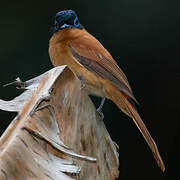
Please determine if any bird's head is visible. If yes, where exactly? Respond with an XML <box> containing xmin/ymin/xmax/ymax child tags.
<box><xmin>53</xmin><ymin>10</ymin><xmax>83</xmax><ymax>33</ymax></box>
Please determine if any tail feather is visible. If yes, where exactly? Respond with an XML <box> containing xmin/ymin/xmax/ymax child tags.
<box><xmin>107</xmin><ymin>87</ymin><xmax>165</xmax><ymax>171</ymax></box>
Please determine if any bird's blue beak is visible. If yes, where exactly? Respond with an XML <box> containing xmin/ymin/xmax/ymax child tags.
<box><xmin>60</xmin><ymin>24</ymin><xmax>73</xmax><ymax>29</ymax></box>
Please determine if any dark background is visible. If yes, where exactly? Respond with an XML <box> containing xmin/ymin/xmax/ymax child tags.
<box><xmin>0</xmin><ymin>0</ymin><xmax>179</xmax><ymax>179</ymax></box>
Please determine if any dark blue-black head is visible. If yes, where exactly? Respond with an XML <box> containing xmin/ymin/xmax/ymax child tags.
<box><xmin>53</xmin><ymin>10</ymin><xmax>83</xmax><ymax>33</ymax></box>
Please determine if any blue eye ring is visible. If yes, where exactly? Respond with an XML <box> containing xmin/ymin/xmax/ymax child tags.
<box><xmin>74</xmin><ymin>16</ymin><xmax>80</xmax><ymax>28</ymax></box>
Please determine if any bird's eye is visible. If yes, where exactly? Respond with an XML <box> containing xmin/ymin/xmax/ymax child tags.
<box><xmin>74</xmin><ymin>17</ymin><xmax>80</xmax><ymax>28</ymax></box>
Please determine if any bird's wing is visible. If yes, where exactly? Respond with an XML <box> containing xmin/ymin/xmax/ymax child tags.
<box><xmin>68</xmin><ymin>35</ymin><xmax>137</xmax><ymax>103</ymax></box>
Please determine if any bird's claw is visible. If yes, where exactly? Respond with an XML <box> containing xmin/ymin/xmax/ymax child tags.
<box><xmin>96</xmin><ymin>97</ymin><xmax>106</xmax><ymax>119</ymax></box>
<box><xmin>77</xmin><ymin>76</ymin><xmax>85</xmax><ymax>89</ymax></box>
<box><xmin>96</xmin><ymin>107</ymin><xmax>104</xmax><ymax>119</ymax></box>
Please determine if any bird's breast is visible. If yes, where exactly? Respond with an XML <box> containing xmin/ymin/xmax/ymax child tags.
<box><xmin>49</xmin><ymin>41</ymin><xmax>106</xmax><ymax>97</ymax></box>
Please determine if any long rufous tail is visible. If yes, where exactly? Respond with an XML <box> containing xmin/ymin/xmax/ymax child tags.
<box><xmin>106</xmin><ymin>85</ymin><xmax>165</xmax><ymax>171</ymax></box>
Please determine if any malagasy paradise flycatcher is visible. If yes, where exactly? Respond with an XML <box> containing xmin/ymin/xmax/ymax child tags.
<box><xmin>49</xmin><ymin>10</ymin><xmax>165</xmax><ymax>171</ymax></box>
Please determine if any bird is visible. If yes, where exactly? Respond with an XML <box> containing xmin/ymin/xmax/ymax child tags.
<box><xmin>49</xmin><ymin>10</ymin><xmax>165</xmax><ymax>171</ymax></box>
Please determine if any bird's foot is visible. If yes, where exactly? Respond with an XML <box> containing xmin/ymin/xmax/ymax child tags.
<box><xmin>96</xmin><ymin>97</ymin><xmax>106</xmax><ymax>119</ymax></box>
<box><xmin>77</xmin><ymin>75</ymin><xmax>85</xmax><ymax>89</ymax></box>
<box><xmin>97</xmin><ymin>107</ymin><xmax>104</xmax><ymax>119</ymax></box>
